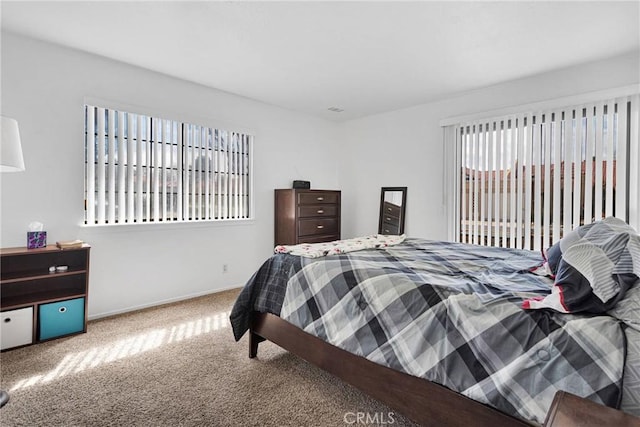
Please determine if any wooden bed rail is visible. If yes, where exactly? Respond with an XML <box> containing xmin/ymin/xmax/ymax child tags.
<box><xmin>250</xmin><ymin>312</ymin><xmax>533</xmax><ymax>427</ymax></box>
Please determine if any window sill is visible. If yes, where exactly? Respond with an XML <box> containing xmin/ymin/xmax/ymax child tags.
<box><xmin>79</xmin><ymin>218</ymin><xmax>256</xmax><ymax>234</ymax></box>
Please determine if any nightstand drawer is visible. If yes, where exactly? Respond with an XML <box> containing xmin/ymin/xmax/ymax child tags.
<box><xmin>299</xmin><ymin>218</ymin><xmax>339</xmax><ymax>237</ymax></box>
<box><xmin>1</xmin><ymin>307</ymin><xmax>33</xmax><ymax>350</ymax></box>
<box><xmin>38</xmin><ymin>298</ymin><xmax>85</xmax><ymax>340</ymax></box>
<box><xmin>298</xmin><ymin>205</ymin><xmax>338</xmax><ymax>218</ymax></box>
<box><xmin>298</xmin><ymin>192</ymin><xmax>339</xmax><ymax>205</ymax></box>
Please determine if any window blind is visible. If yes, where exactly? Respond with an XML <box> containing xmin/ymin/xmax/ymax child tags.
<box><xmin>448</xmin><ymin>94</ymin><xmax>639</xmax><ymax>251</ymax></box>
<box><xmin>84</xmin><ymin>105</ymin><xmax>252</xmax><ymax>225</ymax></box>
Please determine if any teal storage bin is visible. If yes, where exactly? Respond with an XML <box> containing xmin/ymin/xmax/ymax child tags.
<box><xmin>38</xmin><ymin>298</ymin><xmax>85</xmax><ymax>340</ymax></box>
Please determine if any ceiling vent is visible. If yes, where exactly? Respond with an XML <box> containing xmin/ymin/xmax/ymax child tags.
<box><xmin>327</xmin><ymin>107</ymin><xmax>344</xmax><ymax>113</ymax></box>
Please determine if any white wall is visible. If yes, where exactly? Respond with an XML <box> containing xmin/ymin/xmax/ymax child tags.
<box><xmin>339</xmin><ymin>51</ymin><xmax>640</xmax><ymax>240</ymax></box>
<box><xmin>3</xmin><ymin>32</ymin><xmax>638</xmax><ymax>319</ymax></box>
<box><xmin>0</xmin><ymin>32</ymin><xmax>341</xmax><ymax>318</ymax></box>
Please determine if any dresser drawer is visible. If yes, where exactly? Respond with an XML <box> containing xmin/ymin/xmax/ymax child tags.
<box><xmin>381</xmin><ymin>213</ymin><xmax>401</xmax><ymax>226</ymax></box>
<box><xmin>298</xmin><ymin>205</ymin><xmax>338</xmax><ymax>218</ymax></box>
<box><xmin>382</xmin><ymin>201</ymin><xmax>401</xmax><ymax>218</ymax></box>
<box><xmin>298</xmin><ymin>192</ymin><xmax>339</xmax><ymax>205</ymax></box>
<box><xmin>380</xmin><ymin>222</ymin><xmax>400</xmax><ymax>235</ymax></box>
<box><xmin>299</xmin><ymin>218</ymin><xmax>339</xmax><ymax>237</ymax></box>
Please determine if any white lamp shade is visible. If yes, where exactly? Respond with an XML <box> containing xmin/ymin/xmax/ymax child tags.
<box><xmin>1</xmin><ymin>116</ymin><xmax>26</xmax><ymax>172</ymax></box>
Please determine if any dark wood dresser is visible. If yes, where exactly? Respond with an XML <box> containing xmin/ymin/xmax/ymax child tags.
<box><xmin>274</xmin><ymin>189</ymin><xmax>341</xmax><ymax>246</ymax></box>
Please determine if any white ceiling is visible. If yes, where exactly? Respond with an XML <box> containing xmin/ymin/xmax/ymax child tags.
<box><xmin>2</xmin><ymin>1</ymin><xmax>639</xmax><ymax>121</ymax></box>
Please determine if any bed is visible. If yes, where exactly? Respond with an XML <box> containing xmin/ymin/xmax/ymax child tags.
<box><xmin>230</xmin><ymin>220</ymin><xmax>640</xmax><ymax>426</ymax></box>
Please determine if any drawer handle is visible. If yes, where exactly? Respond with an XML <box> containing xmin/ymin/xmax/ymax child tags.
<box><xmin>317</xmin><ymin>197</ymin><xmax>324</xmax><ymax>201</ymax></box>
<box><xmin>59</xmin><ymin>307</ymin><xmax>67</xmax><ymax>313</ymax></box>
<box><xmin>316</xmin><ymin>225</ymin><xmax>324</xmax><ymax>229</ymax></box>
<box><xmin>4</xmin><ymin>318</ymin><xmax>10</xmax><ymax>323</ymax></box>
<box><xmin>384</xmin><ymin>229</ymin><xmax>390</xmax><ymax>233</ymax></box>
<box><xmin>387</xmin><ymin>207</ymin><xmax>392</xmax><ymax>211</ymax></box>
<box><xmin>317</xmin><ymin>210</ymin><xmax>324</xmax><ymax>214</ymax></box>
<box><xmin>386</xmin><ymin>217</ymin><xmax>392</xmax><ymax>221</ymax></box>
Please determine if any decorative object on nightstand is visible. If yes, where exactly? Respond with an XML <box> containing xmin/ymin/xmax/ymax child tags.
<box><xmin>0</xmin><ymin>115</ymin><xmax>26</xmax><ymax>408</ymax></box>
<box><xmin>274</xmin><ymin>189</ymin><xmax>341</xmax><ymax>246</ymax></box>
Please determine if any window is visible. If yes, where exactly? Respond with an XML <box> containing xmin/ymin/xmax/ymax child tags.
<box><xmin>443</xmin><ymin>93</ymin><xmax>639</xmax><ymax>251</ymax></box>
<box><xmin>84</xmin><ymin>105</ymin><xmax>252</xmax><ymax>225</ymax></box>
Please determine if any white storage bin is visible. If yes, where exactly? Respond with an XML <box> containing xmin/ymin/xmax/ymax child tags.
<box><xmin>1</xmin><ymin>307</ymin><xmax>33</xmax><ymax>350</ymax></box>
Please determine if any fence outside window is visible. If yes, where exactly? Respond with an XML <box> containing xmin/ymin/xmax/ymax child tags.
<box><xmin>84</xmin><ymin>105</ymin><xmax>252</xmax><ymax>225</ymax></box>
<box><xmin>443</xmin><ymin>93</ymin><xmax>639</xmax><ymax>251</ymax></box>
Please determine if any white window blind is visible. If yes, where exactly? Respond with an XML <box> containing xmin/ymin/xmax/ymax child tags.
<box><xmin>84</xmin><ymin>105</ymin><xmax>252</xmax><ymax>225</ymax></box>
<box><xmin>445</xmin><ymin>94</ymin><xmax>639</xmax><ymax>251</ymax></box>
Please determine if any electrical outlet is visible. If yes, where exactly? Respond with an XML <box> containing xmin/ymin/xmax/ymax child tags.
<box><xmin>222</xmin><ymin>264</ymin><xmax>228</xmax><ymax>273</ymax></box>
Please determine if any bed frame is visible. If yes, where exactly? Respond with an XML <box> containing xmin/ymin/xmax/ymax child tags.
<box><xmin>249</xmin><ymin>312</ymin><xmax>533</xmax><ymax>427</ymax></box>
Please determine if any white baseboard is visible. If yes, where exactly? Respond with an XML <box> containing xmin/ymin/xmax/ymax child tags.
<box><xmin>87</xmin><ymin>284</ymin><xmax>243</xmax><ymax>321</ymax></box>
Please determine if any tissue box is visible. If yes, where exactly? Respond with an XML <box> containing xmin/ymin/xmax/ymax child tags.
<box><xmin>27</xmin><ymin>231</ymin><xmax>47</xmax><ymax>249</ymax></box>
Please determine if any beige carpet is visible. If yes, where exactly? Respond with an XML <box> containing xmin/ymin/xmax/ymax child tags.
<box><xmin>0</xmin><ymin>289</ymin><xmax>419</xmax><ymax>426</ymax></box>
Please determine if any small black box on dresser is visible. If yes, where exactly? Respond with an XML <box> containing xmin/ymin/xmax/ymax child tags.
<box><xmin>292</xmin><ymin>180</ymin><xmax>311</xmax><ymax>189</ymax></box>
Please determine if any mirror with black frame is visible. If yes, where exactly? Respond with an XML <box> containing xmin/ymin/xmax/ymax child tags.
<box><xmin>378</xmin><ymin>187</ymin><xmax>407</xmax><ymax>235</ymax></box>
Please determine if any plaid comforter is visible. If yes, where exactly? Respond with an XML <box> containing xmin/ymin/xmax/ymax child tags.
<box><xmin>231</xmin><ymin>239</ymin><xmax>626</xmax><ymax>424</ymax></box>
